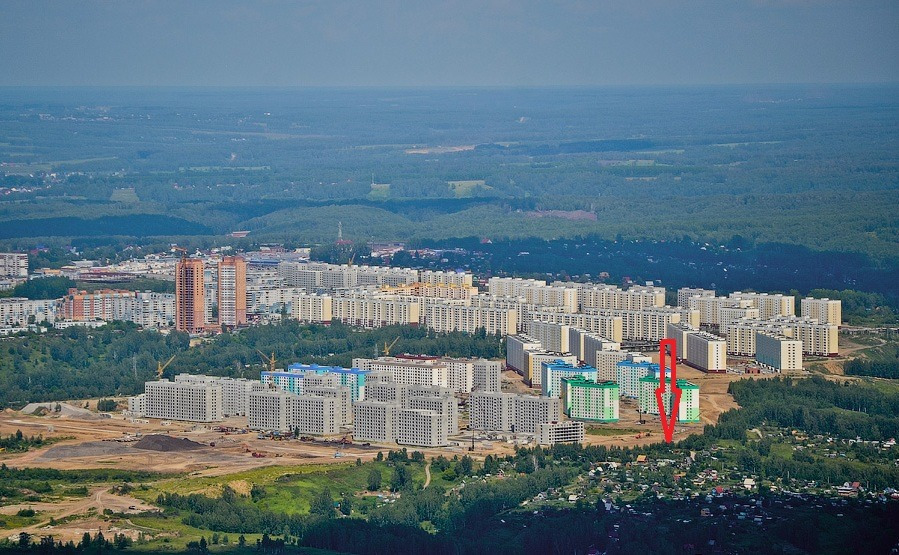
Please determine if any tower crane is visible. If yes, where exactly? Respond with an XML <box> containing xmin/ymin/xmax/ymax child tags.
<box><xmin>257</xmin><ymin>350</ymin><xmax>277</xmax><ymax>373</ymax></box>
<box><xmin>382</xmin><ymin>336</ymin><xmax>400</xmax><ymax>357</ymax></box>
<box><xmin>156</xmin><ymin>355</ymin><xmax>176</xmax><ymax>379</ymax></box>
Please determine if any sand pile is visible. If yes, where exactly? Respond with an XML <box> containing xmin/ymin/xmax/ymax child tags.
<box><xmin>133</xmin><ymin>435</ymin><xmax>204</xmax><ymax>452</ymax></box>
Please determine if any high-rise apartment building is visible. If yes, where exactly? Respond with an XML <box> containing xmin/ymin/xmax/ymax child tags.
<box><xmin>218</xmin><ymin>256</ymin><xmax>247</xmax><ymax>327</ymax></box>
<box><xmin>175</xmin><ymin>258</ymin><xmax>205</xmax><ymax>333</ymax></box>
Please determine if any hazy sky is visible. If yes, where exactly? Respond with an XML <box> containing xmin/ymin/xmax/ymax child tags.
<box><xmin>1</xmin><ymin>0</ymin><xmax>897</xmax><ymax>87</ymax></box>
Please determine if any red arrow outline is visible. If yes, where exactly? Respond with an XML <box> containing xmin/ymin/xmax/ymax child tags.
<box><xmin>656</xmin><ymin>338</ymin><xmax>681</xmax><ymax>443</ymax></box>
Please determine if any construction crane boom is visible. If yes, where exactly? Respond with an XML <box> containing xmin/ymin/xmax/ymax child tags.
<box><xmin>156</xmin><ymin>355</ymin><xmax>176</xmax><ymax>379</ymax></box>
<box><xmin>383</xmin><ymin>336</ymin><xmax>400</xmax><ymax>356</ymax></box>
<box><xmin>256</xmin><ymin>350</ymin><xmax>277</xmax><ymax>373</ymax></box>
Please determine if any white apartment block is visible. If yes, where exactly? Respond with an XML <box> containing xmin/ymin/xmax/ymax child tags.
<box><xmin>616</xmin><ymin>362</ymin><xmax>656</xmax><ymax>399</ymax></box>
<box><xmin>126</xmin><ymin>292</ymin><xmax>176</xmax><ymax>327</ymax></box>
<box><xmin>487</xmin><ymin>277</ymin><xmax>546</xmax><ymax>297</ymax></box>
<box><xmin>248</xmin><ymin>390</ymin><xmax>289</xmax><ymax>431</ymax></box>
<box><xmin>524</xmin><ymin>352</ymin><xmax>577</xmax><ymax>388</ymax></box>
<box><xmin>473</xmin><ymin>359</ymin><xmax>502</xmax><ymax>393</ymax></box>
<box><xmin>565</xmin><ymin>284</ymin><xmax>665</xmax><ymax>312</ymax></box>
<box><xmin>587</xmin><ymin>307</ymin><xmax>697</xmax><ymax>342</ymax></box>
<box><xmin>219</xmin><ymin>377</ymin><xmax>267</xmax><ymax>417</ymax></box>
<box><xmin>0</xmin><ymin>298</ymin><xmax>56</xmax><ymax>326</ymax></box>
<box><xmin>506</xmin><ymin>334</ymin><xmax>542</xmax><ymax>373</ymax></box>
<box><xmin>528</xmin><ymin>311</ymin><xmax>623</xmax><ymax>343</ymax></box>
<box><xmin>419</xmin><ymin>270</ymin><xmax>474</xmax><ymax>288</ymax></box>
<box><xmin>526</xmin><ymin>321</ymin><xmax>570</xmax><ymax>353</ymax></box>
<box><xmin>365</xmin><ymin>381</ymin><xmax>409</xmax><ymax>405</ymax></box>
<box><xmin>352</xmin><ymin>400</ymin><xmax>398</xmax><ymax>443</ymax></box>
<box><xmin>289</xmin><ymin>394</ymin><xmax>340</xmax><ymax>436</ymax></box>
<box><xmin>729</xmin><ymin>292</ymin><xmax>795</xmax><ymax>320</ymax></box>
<box><xmin>468</xmin><ymin>392</ymin><xmax>516</xmax><ymax>432</ymax></box>
<box><xmin>305</xmin><ymin>385</ymin><xmax>353</xmax><ymax>426</ymax></box>
<box><xmin>424</xmin><ymin>303</ymin><xmax>517</xmax><ymax>336</ymax></box>
<box><xmin>725</xmin><ymin>317</ymin><xmax>838</xmax><ymax>357</ymax></box>
<box><xmin>397</xmin><ymin>409</ymin><xmax>446</xmax><ymax>447</ymax></box>
<box><xmin>144</xmin><ymin>376</ymin><xmax>223</xmax><ymax>422</ymax></box>
<box><xmin>353</xmin><ymin>358</ymin><xmax>448</xmax><ymax>388</ymax></box>
<box><xmin>755</xmin><ymin>331</ymin><xmax>803</xmax><ymax>371</ymax></box>
<box><xmin>128</xmin><ymin>394</ymin><xmax>145</xmax><ymax>416</ymax></box>
<box><xmin>569</xmin><ymin>328</ymin><xmax>619</xmax><ymax>366</ymax></box>
<box><xmin>442</xmin><ymin>359</ymin><xmax>474</xmax><ymax>393</ymax></box>
<box><xmin>279</xmin><ymin>262</ymin><xmax>418</xmax><ymax>292</ymax></box>
<box><xmin>801</xmin><ymin>297</ymin><xmax>842</xmax><ymax>326</ymax></box>
<box><xmin>0</xmin><ymin>253</ymin><xmax>28</xmax><ymax>278</ymax></box>
<box><xmin>409</xmin><ymin>395</ymin><xmax>458</xmax><ymax>438</ymax></box>
<box><xmin>718</xmin><ymin>304</ymin><xmax>761</xmax><ymax>328</ymax></box>
<box><xmin>514</xmin><ymin>395</ymin><xmax>561</xmax><ymax>434</ymax></box>
<box><xmin>677</xmin><ymin>287</ymin><xmax>715</xmax><ymax>309</ymax></box>
<box><xmin>686</xmin><ymin>331</ymin><xmax>727</xmax><ymax>372</ymax></box>
<box><xmin>666</xmin><ymin>321</ymin><xmax>694</xmax><ymax>359</ymax></box>
<box><xmin>332</xmin><ymin>295</ymin><xmax>421</xmax><ymax>328</ymax></box>
<box><xmin>537</xmin><ymin>420</ymin><xmax>584</xmax><ymax>446</ymax></box>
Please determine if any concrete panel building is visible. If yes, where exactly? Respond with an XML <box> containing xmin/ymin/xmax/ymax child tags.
<box><xmin>397</xmin><ymin>409</ymin><xmax>446</xmax><ymax>447</ymax></box>
<box><xmin>561</xmin><ymin>377</ymin><xmax>619</xmax><ymax>422</ymax></box>
<box><xmin>537</xmin><ymin>421</ymin><xmax>585</xmax><ymax>446</ymax></box>
<box><xmin>353</xmin><ymin>400</ymin><xmax>398</xmax><ymax>443</ymax></box>
<box><xmin>540</xmin><ymin>360</ymin><xmax>598</xmax><ymax>398</ymax></box>
<box><xmin>801</xmin><ymin>297</ymin><xmax>842</xmax><ymax>326</ymax></box>
<box><xmin>638</xmin><ymin>377</ymin><xmax>700</xmax><ymax>423</ymax></box>
<box><xmin>468</xmin><ymin>392</ymin><xmax>516</xmax><ymax>432</ymax></box>
<box><xmin>506</xmin><ymin>334</ymin><xmax>542</xmax><ymax>374</ymax></box>
<box><xmin>144</xmin><ymin>374</ymin><xmax>223</xmax><ymax>422</ymax></box>
<box><xmin>218</xmin><ymin>256</ymin><xmax>247</xmax><ymax>327</ymax></box>
<box><xmin>473</xmin><ymin>359</ymin><xmax>502</xmax><ymax>393</ymax></box>
<box><xmin>686</xmin><ymin>331</ymin><xmax>727</xmax><ymax>373</ymax></box>
<box><xmin>755</xmin><ymin>331</ymin><xmax>803</xmax><ymax>371</ymax></box>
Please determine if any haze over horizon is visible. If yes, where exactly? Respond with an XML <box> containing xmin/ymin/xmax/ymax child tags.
<box><xmin>1</xmin><ymin>0</ymin><xmax>897</xmax><ymax>88</ymax></box>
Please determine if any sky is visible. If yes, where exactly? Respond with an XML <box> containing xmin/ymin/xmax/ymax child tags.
<box><xmin>0</xmin><ymin>0</ymin><xmax>897</xmax><ymax>87</ymax></box>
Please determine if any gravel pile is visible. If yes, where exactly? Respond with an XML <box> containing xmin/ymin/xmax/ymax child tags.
<box><xmin>133</xmin><ymin>435</ymin><xmax>204</xmax><ymax>452</ymax></box>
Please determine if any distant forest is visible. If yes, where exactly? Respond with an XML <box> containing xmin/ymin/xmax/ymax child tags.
<box><xmin>0</xmin><ymin>86</ymin><xmax>896</xmax><ymax>277</ymax></box>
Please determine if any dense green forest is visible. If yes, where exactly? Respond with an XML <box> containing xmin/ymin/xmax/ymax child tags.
<box><xmin>1</xmin><ymin>86</ymin><xmax>897</xmax><ymax>273</ymax></box>
<box><xmin>845</xmin><ymin>342</ymin><xmax>899</xmax><ymax>379</ymax></box>
<box><xmin>0</xmin><ymin>321</ymin><xmax>504</xmax><ymax>407</ymax></box>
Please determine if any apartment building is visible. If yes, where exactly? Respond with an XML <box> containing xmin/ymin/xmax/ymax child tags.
<box><xmin>564</xmin><ymin>283</ymin><xmax>665</xmax><ymax>312</ymax></box>
<box><xmin>217</xmin><ymin>256</ymin><xmax>247</xmax><ymax>327</ymax></box>
<box><xmin>540</xmin><ymin>360</ymin><xmax>598</xmax><ymax>398</ymax></box>
<box><xmin>569</xmin><ymin>328</ymin><xmax>619</xmax><ymax>367</ymax></box>
<box><xmin>144</xmin><ymin>375</ymin><xmax>223</xmax><ymax>422</ymax></box>
<box><xmin>729</xmin><ymin>292</ymin><xmax>795</xmax><ymax>320</ymax></box>
<box><xmin>289</xmin><ymin>394</ymin><xmax>340</xmax><ymax>435</ymax></box>
<box><xmin>677</xmin><ymin>287</ymin><xmax>715</xmax><ymax>309</ymax></box>
<box><xmin>0</xmin><ymin>298</ymin><xmax>56</xmax><ymax>326</ymax></box>
<box><xmin>305</xmin><ymin>385</ymin><xmax>353</xmax><ymax>426</ymax></box>
<box><xmin>536</xmin><ymin>421</ymin><xmax>584</xmax><ymax>446</ymax></box>
<box><xmin>506</xmin><ymin>334</ymin><xmax>542</xmax><ymax>374</ymax></box>
<box><xmin>397</xmin><ymin>409</ymin><xmax>446</xmax><ymax>447</ymax></box>
<box><xmin>595</xmin><ymin>351</ymin><xmax>649</xmax><ymax>382</ymax></box>
<box><xmin>514</xmin><ymin>395</ymin><xmax>561</xmax><ymax>434</ymax></box>
<box><xmin>686</xmin><ymin>331</ymin><xmax>727</xmax><ymax>373</ymax></box>
<box><xmin>0</xmin><ymin>252</ymin><xmax>28</xmax><ymax>278</ymax></box>
<box><xmin>638</xmin><ymin>377</ymin><xmax>700</xmax><ymax>423</ymax></box>
<box><xmin>248</xmin><ymin>390</ymin><xmax>289</xmax><ymax>431</ymax></box>
<box><xmin>473</xmin><ymin>359</ymin><xmax>502</xmax><ymax>393</ymax></box>
<box><xmin>801</xmin><ymin>297</ymin><xmax>842</xmax><ymax>326</ymax></box>
<box><xmin>219</xmin><ymin>377</ymin><xmax>268</xmax><ymax>416</ymax></box>
<box><xmin>528</xmin><ymin>311</ymin><xmax>623</xmax><ymax>343</ymax></box>
<box><xmin>419</xmin><ymin>270</ymin><xmax>474</xmax><ymax>288</ymax></box>
<box><xmin>424</xmin><ymin>303</ymin><xmax>517</xmax><ymax>336</ymax></box>
<box><xmin>468</xmin><ymin>392</ymin><xmax>516</xmax><ymax>432</ymax></box>
<box><xmin>560</xmin><ymin>377</ymin><xmax>619</xmax><ymax>422</ymax></box>
<box><xmin>524</xmin><ymin>352</ymin><xmax>577</xmax><ymax>388</ymax></box>
<box><xmin>755</xmin><ymin>331</ymin><xmax>803</xmax><ymax>371</ymax></box>
<box><xmin>616</xmin><ymin>360</ymin><xmax>659</xmax><ymax>398</ymax></box>
<box><xmin>175</xmin><ymin>258</ymin><xmax>205</xmax><ymax>333</ymax></box>
<box><xmin>352</xmin><ymin>357</ymin><xmax>448</xmax><ymax>388</ymax></box>
<box><xmin>332</xmin><ymin>294</ymin><xmax>421</xmax><ymax>328</ymax></box>
<box><xmin>352</xmin><ymin>400</ymin><xmax>398</xmax><ymax>443</ymax></box>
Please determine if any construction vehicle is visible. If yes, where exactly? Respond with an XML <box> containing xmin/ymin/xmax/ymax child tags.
<box><xmin>382</xmin><ymin>337</ymin><xmax>400</xmax><ymax>357</ymax></box>
<box><xmin>257</xmin><ymin>350</ymin><xmax>277</xmax><ymax>373</ymax></box>
<box><xmin>156</xmin><ymin>355</ymin><xmax>176</xmax><ymax>379</ymax></box>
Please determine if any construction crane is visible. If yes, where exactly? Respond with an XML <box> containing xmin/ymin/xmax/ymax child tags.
<box><xmin>256</xmin><ymin>350</ymin><xmax>277</xmax><ymax>373</ymax></box>
<box><xmin>347</xmin><ymin>253</ymin><xmax>355</xmax><ymax>267</ymax></box>
<box><xmin>382</xmin><ymin>336</ymin><xmax>400</xmax><ymax>357</ymax></box>
<box><xmin>156</xmin><ymin>355</ymin><xmax>176</xmax><ymax>379</ymax></box>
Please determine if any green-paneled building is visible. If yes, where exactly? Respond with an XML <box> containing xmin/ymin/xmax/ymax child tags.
<box><xmin>560</xmin><ymin>376</ymin><xmax>619</xmax><ymax>422</ymax></box>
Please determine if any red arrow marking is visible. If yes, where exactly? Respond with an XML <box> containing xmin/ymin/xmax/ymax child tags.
<box><xmin>656</xmin><ymin>338</ymin><xmax>681</xmax><ymax>443</ymax></box>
